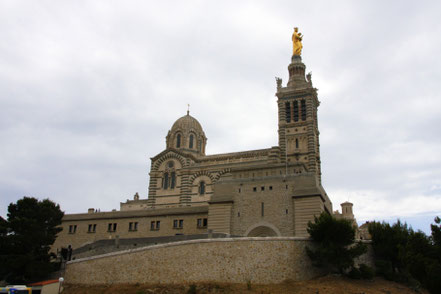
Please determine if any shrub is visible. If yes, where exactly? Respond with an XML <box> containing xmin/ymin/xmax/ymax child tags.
<box><xmin>369</xmin><ymin>217</ymin><xmax>441</xmax><ymax>294</ymax></box>
<box><xmin>306</xmin><ymin>212</ymin><xmax>367</xmax><ymax>274</ymax></box>
<box><xmin>347</xmin><ymin>267</ymin><xmax>361</xmax><ymax>279</ymax></box>
<box><xmin>359</xmin><ymin>264</ymin><xmax>375</xmax><ymax>279</ymax></box>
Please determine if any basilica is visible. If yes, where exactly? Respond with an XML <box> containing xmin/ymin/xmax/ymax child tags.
<box><xmin>52</xmin><ymin>35</ymin><xmax>356</xmax><ymax>254</ymax></box>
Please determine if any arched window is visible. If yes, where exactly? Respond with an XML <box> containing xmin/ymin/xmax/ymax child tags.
<box><xmin>285</xmin><ymin>102</ymin><xmax>291</xmax><ymax>122</ymax></box>
<box><xmin>199</xmin><ymin>181</ymin><xmax>205</xmax><ymax>195</ymax></box>
<box><xmin>163</xmin><ymin>172</ymin><xmax>169</xmax><ymax>189</ymax></box>
<box><xmin>189</xmin><ymin>134</ymin><xmax>194</xmax><ymax>149</ymax></box>
<box><xmin>170</xmin><ymin>172</ymin><xmax>176</xmax><ymax>189</ymax></box>
<box><xmin>301</xmin><ymin>100</ymin><xmax>306</xmax><ymax>120</ymax></box>
<box><xmin>293</xmin><ymin>100</ymin><xmax>299</xmax><ymax>122</ymax></box>
<box><xmin>176</xmin><ymin>134</ymin><xmax>181</xmax><ymax>148</ymax></box>
<box><xmin>295</xmin><ymin>138</ymin><xmax>299</xmax><ymax>149</ymax></box>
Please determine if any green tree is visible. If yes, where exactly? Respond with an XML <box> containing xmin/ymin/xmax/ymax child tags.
<box><xmin>306</xmin><ymin>212</ymin><xmax>367</xmax><ymax>274</ymax></box>
<box><xmin>368</xmin><ymin>220</ymin><xmax>410</xmax><ymax>277</ymax></box>
<box><xmin>369</xmin><ymin>218</ymin><xmax>441</xmax><ymax>294</ymax></box>
<box><xmin>427</xmin><ymin>217</ymin><xmax>441</xmax><ymax>293</ymax></box>
<box><xmin>430</xmin><ymin>217</ymin><xmax>441</xmax><ymax>251</ymax></box>
<box><xmin>0</xmin><ymin>197</ymin><xmax>64</xmax><ymax>284</ymax></box>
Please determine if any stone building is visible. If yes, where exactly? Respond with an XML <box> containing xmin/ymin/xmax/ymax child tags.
<box><xmin>52</xmin><ymin>51</ymin><xmax>355</xmax><ymax>253</ymax></box>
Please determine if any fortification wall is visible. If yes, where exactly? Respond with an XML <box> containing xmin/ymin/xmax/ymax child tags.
<box><xmin>65</xmin><ymin>237</ymin><xmax>372</xmax><ymax>285</ymax></box>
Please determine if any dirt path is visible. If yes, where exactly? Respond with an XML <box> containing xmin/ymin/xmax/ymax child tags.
<box><xmin>63</xmin><ymin>275</ymin><xmax>428</xmax><ymax>294</ymax></box>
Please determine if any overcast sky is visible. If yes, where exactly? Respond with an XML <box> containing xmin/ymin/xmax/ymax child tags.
<box><xmin>1</xmin><ymin>0</ymin><xmax>440</xmax><ymax>234</ymax></box>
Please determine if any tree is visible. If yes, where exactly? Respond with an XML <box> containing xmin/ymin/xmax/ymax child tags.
<box><xmin>430</xmin><ymin>217</ymin><xmax>441</xmax><ymax>251</ymax></box>
<box><xmin>368</xmin><ymin>220</ymin><xmax>410</xmax><ymax>277</ymax></box>
<box><xmin>0</xmin><ymin>197</ymin><xmax>64</xmax><ymax>284</ymax></box>
<box><xmin>369</xmin><ymin>218</ymin><xmax>441</xmax><ymax>294</ymax></box>
<box><xmin>306</xmin><ymin>212</ymin><xmax>367</xmax><ymax>274</ymax></box>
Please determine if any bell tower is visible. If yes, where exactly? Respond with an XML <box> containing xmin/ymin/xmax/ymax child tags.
<box><xmin>276</xmin><ymin>37</ymin><xmax>322</xmax><ymax>183</ymax></box>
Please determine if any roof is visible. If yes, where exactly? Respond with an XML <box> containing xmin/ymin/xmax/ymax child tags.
<box><xmin>63</xmin><ymin>205</ymin><xmax>208</xmax><ymax>221</ymax></box>
<box><xmin>171</xmin><ymin>113</ymin><xmax>205</xmax><ymax>136</ymax></box>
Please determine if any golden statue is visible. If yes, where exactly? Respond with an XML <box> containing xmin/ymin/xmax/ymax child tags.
<box><xmin>292</xmin><ymin>27</ymin><xmax>303</xmax><ymax>56</ymax></box>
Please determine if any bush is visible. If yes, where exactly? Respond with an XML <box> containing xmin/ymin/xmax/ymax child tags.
<box><xmin>347</xmin><ymin>264</ymin><xmax>374</xmax><ymax>280</ymax></box>
<box><xmin>369</xmin><ymin>218</ymin><xmax>441</xmax><ymax>294</ymax></box>
<box><xmin>347</xmin><ymin>267</ymin><xmax>361</xmax><ymax>279</ymax></box>
<box><xmin>359</xmin><ymin>264</ymin><xmax>375</xmax><ymax>279</ymax></box>
<box><xmin>306</xmin><ymin>212</ymin><xmax>367</xmax><ymax>273</ymax></box>
<box><xmin>374</xmin><ymin>259</ymin><xmax>394</xmax><ymax>281</ymax></box>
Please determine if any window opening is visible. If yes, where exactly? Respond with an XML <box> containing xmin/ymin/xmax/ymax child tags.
<box><xmin>163</xmin><ymin>173</ymin><xmax>169</xmax><ymax>189</ymax></box>
<box><xmin>88</xmin><ymin>224</ymin><xmax>96</xmax><ymax>233</ymax></box>
<box><xmin>301</xmin><ymin>100</ymin><xmax>306</xmax><ymax>120</ymax></box>
<box><xmin>171</xmin><ymin>172</ymin><xmax>176</xmax><ymax>189</ymax></box>
<box><xmin>176</xmin><ymin>134</ymin><xmax>181</xmax><ymax>148</ymax></box>
<box><xmin>129</xmin><ymin>222</ymin><xmax>138</xmax><ymax>231</ymax></box>
<box><xmin>108</xmin><ymin>223</ymin><xmax>117</xmax><ymax>232</ymax></box>
<box><xmin>199</xmin><ymin>181</ymin><xmax>205</xmax><ymax>195</ymax></box>
<box><xmin>189</xmin><ymin>134</ymin><xmax>194</xmax><ymax>148</ymax></box>
<box><xmin>151</xmin><ymin>221</ymin><xmax>160</xmax><ymax>230</ymax></box>
<box><xmin>293</xmin><ymin>100</ymin><xmax>299</xmax><ymax>122</ymax></box>
<box><xmin>174</xmin><ymin>219</ymin><xmax>184</xmax><ymax>228</ymax></box>
<box><xmin>261</xmin><ymin>202</ymin><xmax>264</xmax><ymax>217</ymax></box>
<box><xmin>295</xmin><ymin>138</ymin><xmax>299</xmax><ymax>148</ymax></box>
<box><xmin>69</xmin><ymin>225</ymin><xmax>77</xmax><ymax>234</ymax></box>
<box><xmin>285</xmin><ymin>102</ymin><xmax>291</xmax><ymax>122</ymax></box>
<box><xmin>197</xmin><ymin>218</ymin><xmax>208</xmax><ymax>228</ymax></box>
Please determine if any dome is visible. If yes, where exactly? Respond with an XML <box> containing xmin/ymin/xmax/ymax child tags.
<box><xmin>166</xmin><ymin>111</ymin><xmax>207</xmax><ymax>155</ymax></box>
<box><xmin>171</xmin><ymin>112</ymin><xmax>204</xmax><ymax>135</ymax></box>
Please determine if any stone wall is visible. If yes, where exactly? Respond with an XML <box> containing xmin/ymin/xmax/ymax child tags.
<box><xmin>65</xmin><ymin>237</ymin><xmax>372</xmax><ymax>285</ymax></box>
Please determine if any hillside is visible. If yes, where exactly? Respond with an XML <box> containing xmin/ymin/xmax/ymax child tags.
<box><xmin>63</xmin><ymin>275</ymin><xmax>428</xmax><ymax>294</ymax></box>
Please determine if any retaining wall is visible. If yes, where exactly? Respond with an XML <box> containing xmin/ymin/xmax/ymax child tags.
<box><xmin>65</xmin><ymin>237</ymin><xmax>372</xmax><ymax>285</ymax></box>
